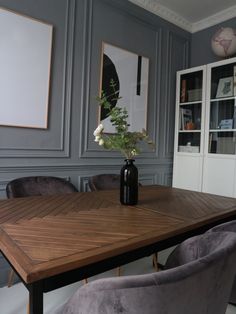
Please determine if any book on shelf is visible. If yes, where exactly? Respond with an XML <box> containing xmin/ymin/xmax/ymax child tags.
<box><xmin>180</xmin><ymin>79</ymin><xmax>187</xmax><ymax>102</ymax></box>
<box><xmin>209</xmin><ymin>133</ymin><xmax>213</xmax><ymax>152</ymax></box>
<box><xmin>233</xmin><ymin>105</ymin><xmax>236</xmax><ymax>129</ymax></box>
<box><xmin>180</xmin><ymin>108</ymin><xmax>192</xmax><ymax>130</ymax></box>
<box><xmin>234</xmin><ymin>66</ymin><xmax>236</xmax><ymax>96</ymax></box>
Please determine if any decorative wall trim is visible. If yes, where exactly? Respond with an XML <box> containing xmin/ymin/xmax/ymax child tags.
<box><xmin>0</xmin><ymin>0</ymin><xmax>76</xmax><ymax>158</ymax></box>
<box><xmin>79</xmin><ymin>0</ymin><xmax>162</xmax><ymax>159</ymax></box>
<box><xmin>150</xmin><ymin>29</ymin><xmax>161</xmax><ymax>159</ymax></box>
<box><xmin>163</xmin><ymin>172</ymin><xmax>173</xmax><ymax>186</ymax></box>
<box><xmin>128</xmin><ymin>0</ymin><xmax>191</xmax><ymax>32</ymax></box>
<box><xmin>0</xmin><ymin>180</ymin><xmax>8</xmax><ymax>195</ymax></box>
<box><xmin>78</xmin><ymin>0</ymin><xmax>93</xmax><ymax>158</ymax></box>
<box><xmin>0</xmin><ymin>162</ymin><xmax>172</xmax><ymax>175</ymax></box>
<box><xmin>192</xmin><ymin>5</ymin><xmax>236</xmax><ymax>33</ymax></box>
<box><xmin>129</xmin><ymin>0</ymin><xmax>236</xmax><ymax>33</ymax></box>
<box><xmin>163</xmin><ymin>31</ymin><xmax>189</xmax><ymax>159</ymax></box>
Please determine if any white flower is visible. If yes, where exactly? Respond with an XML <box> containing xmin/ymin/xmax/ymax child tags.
<box><xmin>98</xmin><ymin>138</ymin><xmax>104</xmax><ymax>146</ymax></box>
<box><xmin>131</xmin><ymin>149</ymin><xmax>138</xmax><ymax>156</ymax></box>
<box><xmin>94</xmin><ymin>135</ymin><xmax>101</xmax><ymax>142</ymax></box>
<box><xmin>93</xmin><ymin>124</ymin><xmax>104</xmax><ymax>136</ymax></box>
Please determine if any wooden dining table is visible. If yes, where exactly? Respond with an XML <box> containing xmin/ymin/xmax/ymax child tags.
<box><xmin>1</xmin><ymin>185</ymin><xmax>236</xmax><ymax>314</ymax></box>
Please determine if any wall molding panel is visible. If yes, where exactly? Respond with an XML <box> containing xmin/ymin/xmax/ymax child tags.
<box><xmin>78</xmin><ymin>0</ymin><xmax>94</xmax><ymax>159</ymax></box>
<box><xmin>162</xmin><ymin>31</ymin><xmax>189</xmax><ymax>159</ymax></box>
<box><xmin>0</xmin><ymin>0</ymin><xmax>190</xmax><ymax>198</ymax></box>
<box><xmin>0</xmin><ymin>0</ymin><xmax>76</xmax><ymax>158</ymax></box>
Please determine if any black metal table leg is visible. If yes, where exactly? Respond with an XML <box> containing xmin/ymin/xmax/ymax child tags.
<box><xmin>28</xmin><ymin>281</ymin><xmax>44</xmax><ymax>314</ymax></box>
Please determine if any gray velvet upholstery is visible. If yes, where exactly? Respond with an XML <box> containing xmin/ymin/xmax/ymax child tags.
<box><xmin>6</xmin><ymin>176</ymin><xmax>78</xmax><ymax>198</ymax></box>
<box><xmin>88</xmin><ymin>174</ymin><xmax>120</xmax><ymax>191</ymax></box>
<box><xmin>56</xmin><ymin>232</ymin><xmax>236</xmax><ymax>314</ymax></box>
<box><xmin>207</xmin><ymin>220</ymin><xmax>236</xmax><ymax>304</ymax></box>
<box><xmin>88</xmin><ymin>174</ymin><xmax>141</xmax><ymax>191</ymax></box>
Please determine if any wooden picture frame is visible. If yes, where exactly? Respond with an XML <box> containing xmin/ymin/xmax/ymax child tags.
<box><xmin>99</xmin><ymin>42</ymin><xmax>149</xmax><ymax>133</ymax></box>
<box><xmin>0</xmin><ymin>7</ymin><xmax>53</xmax><ymax>129</ymax></box>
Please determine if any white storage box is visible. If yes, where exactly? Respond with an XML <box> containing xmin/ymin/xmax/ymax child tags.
<box><xmin>178</xmin><ymin>145</ymin><xmax>200</xmax><ymax>153</ymax></box>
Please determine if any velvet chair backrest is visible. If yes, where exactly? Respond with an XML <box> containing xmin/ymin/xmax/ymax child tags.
<box><xmin>56</xmin><ymin>231</ymin><xmax>236</xmax><ymax>314</ymax></box>
<box><xmin>206</xmin><ymin>220</ymin><xmax>236</xmax><ymax>304</ymax></box>
<box><xmin>6</xmin><ymin>176</ymin><xmax>78</xmax><ymax>198</ymax></box>
<box><xmin>88</xmin><ymin>174</ymin><xmax>120</xmax><ymax>191</ymax></box>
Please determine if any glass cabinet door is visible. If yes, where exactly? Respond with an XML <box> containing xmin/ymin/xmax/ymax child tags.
<box><xmin>208</xmin><ymin>62</ymin><xmax>236</xmax><ymax>154</ymax></box>
<box><xmin>177</xmin><ymin>70</ymin><xmax>203</xmax><ymax>153</ymax></box>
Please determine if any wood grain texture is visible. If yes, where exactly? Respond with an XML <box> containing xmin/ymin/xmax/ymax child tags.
<box><xmin>0</xmin><ymin>186</ymin><xmax>236</xmax><ymax>283</ymax></box>
<box><xmin>98</xmin><ymin>185</ymin><xmax>236</xmax><ymax>221</ymax></box>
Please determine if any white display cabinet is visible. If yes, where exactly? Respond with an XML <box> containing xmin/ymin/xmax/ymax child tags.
<box><xmin>173</xmin><ymin>57</ymin><xmax>236</xmax><ymax>197</ymax></box>
<box><xmin>202</xmin><ymin>57</ymin><xmax>236</xmax><ymax>197</ymax></box>
<box><xmin>172</xmin><ymin>65</ymin><xmax>206</xmax><ymax>191</ymax></box>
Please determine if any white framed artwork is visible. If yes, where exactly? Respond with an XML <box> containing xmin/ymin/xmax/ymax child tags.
<box><xmin>99</xmin><ymin>42</ymin><xmax>149</xmax><ymax>133</ymax></box>
<box><xmin>0</xmin><ymin>7</ymin><xmax>53</xmax><ymax>128</ymax></box>
<box><xmin>216</xmin><ymin>76</ymin><xmax>233</xmax><ymax>98</ymax></box>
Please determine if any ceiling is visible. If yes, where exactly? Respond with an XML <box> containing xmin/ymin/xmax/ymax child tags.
<box><xmin>129</xmin><ymin>0</ymin><xmax>236</xmax><ymax>33</ymax></box>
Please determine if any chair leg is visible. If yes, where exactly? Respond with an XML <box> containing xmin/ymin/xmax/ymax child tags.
<box><xmin>8</xmin><ymin>269</ymin><xmax>15</xmax><ymax>287</ymax></box>
<box><xmin>152</xmin><ymin>253</ymin><xmax>159</xmax><ymax>271</ymax></box>
<box><xmin>27</xmin><ymin>301</ymin><xmax>30</xmax><ymax>314</ymax></box>
<box><xmin>117</xmin><ymin>266</ymin><xmax>121</xmax><ymax>276</ymax></box>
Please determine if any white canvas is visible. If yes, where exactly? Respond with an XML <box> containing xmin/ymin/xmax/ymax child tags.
<box><xmin>100</xmin><ymin>43</ymin><xmax>149</xmax><ymax>133</ymax></box>
<box><xmin>0</xmin><ymin>8</ymin><xmax>53</xmax><ymax>128</ymax></box>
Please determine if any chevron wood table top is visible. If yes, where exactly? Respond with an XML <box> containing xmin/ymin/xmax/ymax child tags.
<box><xmin>99</xmin><ymin>185</ymin><xmax>236</xmax><ymax>221</ymax></box>
<box><xmin>1</xmin><ymin>185</ymin><xmax>236</xmax><ymax>287</ymax></box>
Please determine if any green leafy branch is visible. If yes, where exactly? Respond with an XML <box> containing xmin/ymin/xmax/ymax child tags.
<box><xmin>94</xmin><ymin>79</ymin><xmax>154</xmax><ymax>159</ymax></box>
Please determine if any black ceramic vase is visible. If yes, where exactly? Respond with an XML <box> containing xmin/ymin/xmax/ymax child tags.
<box><xmin>120</xmin><ymin>159</ymin><xmax>138</xmax><ymax>205</ymax></box>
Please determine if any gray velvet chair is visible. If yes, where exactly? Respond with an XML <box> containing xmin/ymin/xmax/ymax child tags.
<box><xmin>88</xmin><ymin>174</ymin><xmax>120</xmax><ymax>191</ymax></box>
<box><xmin>206</xmin><ymin>220</ymin><xmax>236</xmax><ymax>304</ymax></box>
<box><xmin>56</xmin><ymin>231</ymin><xmax>236</xmax><ymax>314</ymax></box>
<box><xmin>6</xmin><ymin>176</ymin><xmax>78</xmax><ymax>198</ymax></box>
<box><xmin>6</xmin><ymin>176</ymin><xmax>78</xmax><ymax>287</ymax></box>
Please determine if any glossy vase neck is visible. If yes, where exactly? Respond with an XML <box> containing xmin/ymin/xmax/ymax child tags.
<box><xmin>125</xmin><ymin>159</ymin><xmax>135</xmax><ymax>164</ymax></box>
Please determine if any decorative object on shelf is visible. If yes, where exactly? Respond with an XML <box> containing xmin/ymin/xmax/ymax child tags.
<box><xmin>178</xmin><ymin>145</ymin><xmax>199</xmax><ymax>153</ymax></box>
<box><xmin>180</xmin><ymin>108</ymin><xmax>193</xmax><ymax>130</ymax></box>
<box><xmin>219</xmin><ymin>119</ymin><xmax>233</xmax><ymax>129</ymax></box>
<box><xmin>185</xmin><ymin>122</ymin><xmax>195</xmax><ymax>130</ymax></box>
<box><xmin>211</xmin><ymin>27</ymin><xmax>236</xmax><ymax>58</ymax></box>
<box><xmin>99</xmin><ymin>42</ymin><xmax>149</xmax><ymax>133</ymax></box>
<box><xmin>187</xmin><ymin>89</ymin><xmax>202</xmax><ymax>102</ymax></box>
<box><xmin>216</xmin><ymin>77</ymin><xmax>233</xmax><ymax>98</ymax></box>
<box><xmin>94</xmin><ymin>80</ymin><xmax>154</xmax><ymax>205</ymax></box>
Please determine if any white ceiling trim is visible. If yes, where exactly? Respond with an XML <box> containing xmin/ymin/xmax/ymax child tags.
<box><xmin>192</xmin><ymin>5</ymin><xmax>236</xmax><ymax>33</ymax></box>
<box><xmin>128</xmin><ymin>0</ymin><xmax>192</xmax><ymax>32</ymax></box>
<box><xmin>129</xmin><ymin>0</ymin><xmax>236</xmax><ymax>33</ymax></box>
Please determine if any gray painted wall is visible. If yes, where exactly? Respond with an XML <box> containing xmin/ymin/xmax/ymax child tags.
<box><xmin>0</xmin><ymin>0</ymin><xmax>190</xmax><ymax>286</ymax></box>
<box><xmin>191</xmin><ymin>17</ymin><xmax>236</xmax><ymax>67</ymax></box>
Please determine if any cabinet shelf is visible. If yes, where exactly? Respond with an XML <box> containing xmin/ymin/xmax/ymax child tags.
<box><xmin>210</xmin><ymin>96</ymin><xmax>236</xmax><ymax>102</ymax></box>
<box><xmin>180</xmin><ymin>101</ymin><xmax>202</xmax><ymax>105</ymax></box>
<box><xmin>179</xmin><ymin>130</ymin><xmax>201</xmax><ymax>133</ymax></box>
<box><xmin>209</xmin><ymin>129</ymin><xmax>236</xmax><ymax>132</ymax></box>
